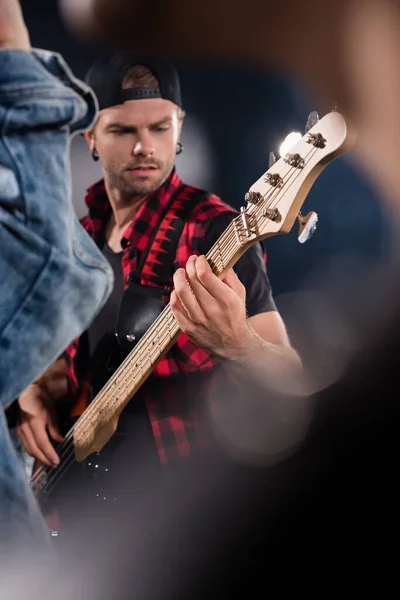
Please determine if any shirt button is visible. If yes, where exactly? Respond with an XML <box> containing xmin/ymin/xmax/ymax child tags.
<box><xmin>121</xmin><ymin>237</ymin><xmax>131</xmax><ymax>249</ymax></box>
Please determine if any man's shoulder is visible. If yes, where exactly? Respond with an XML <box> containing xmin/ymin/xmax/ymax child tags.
<box><xmin>184</xmin><ymin>184</ymin><xmax>237</xmax><ymax>222</ymax></box>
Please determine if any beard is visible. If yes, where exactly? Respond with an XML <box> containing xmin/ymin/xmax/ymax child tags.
<box><xmin>105</xmin><ymin>157</ymin><xmax>174</xmax><ymax>197</ymax></box>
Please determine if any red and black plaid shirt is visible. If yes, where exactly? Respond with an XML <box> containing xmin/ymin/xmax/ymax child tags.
<box><xmin>64</xmin><ymin>169</ymin><xmax>238</xmax><ymax>463</ymax></box>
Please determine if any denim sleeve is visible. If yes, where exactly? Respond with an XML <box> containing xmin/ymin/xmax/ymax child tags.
<box><xmin>0</xmin><ymin>48</ymin><xmax>97</xmax><ymax>132</ymax></box>
<box><xmin>0</xmin><ymin>49</ymin><xmax>113</xmax><ymax>407</ymax></box>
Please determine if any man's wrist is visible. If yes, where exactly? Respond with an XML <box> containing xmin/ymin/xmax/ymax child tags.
<box><xmin>0</xmin><ymin>0</ymin><xmax>31</xmax><ymax>51</ymax></box>
<box><xmin>0</xmin><ymin>26</ymin><xmax>31</xmax><ymax>52</ymax></box>
<box><xmin>0</xmin><ymin>41</ymin><xmax>30</xmax><ymax>51</ymax></box>
<box><xmin>222</xmin><ymin>323</ymin><xmax>264</xmax><ymax>363</ymax></box>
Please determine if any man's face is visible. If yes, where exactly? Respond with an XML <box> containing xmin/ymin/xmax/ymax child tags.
<box><xmin>91</xmin><ymin>98</ymin><xmax>182</xmax><ymax>196</ymax></box>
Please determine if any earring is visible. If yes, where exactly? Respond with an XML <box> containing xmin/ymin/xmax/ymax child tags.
<box><xmin>92</xmin><ymin>148</ymin><xmax>100</xmax><ymax>162</ymax></box>
<box><xmin>176</xmin><ymin>142</ymin><xmax>183</xmax><ymax>155</ymax></box>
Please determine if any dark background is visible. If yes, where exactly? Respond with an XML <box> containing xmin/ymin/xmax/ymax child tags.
<box><xmin>20</xmin><ymin>0</ymin><xmax>388</xmax><ymax>301</ymax></box>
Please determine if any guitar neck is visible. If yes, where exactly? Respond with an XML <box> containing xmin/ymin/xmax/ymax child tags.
<box><xmin>89</xmin><ymin>220</ymin><xmax>244</xmax><ymax>405</ymax></box>
<box><xmin>72</xmin><ymin>218</ymin><xmax>251</xmax><ymax>457</ymax></box>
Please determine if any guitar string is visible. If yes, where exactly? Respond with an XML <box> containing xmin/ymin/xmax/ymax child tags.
<box><xmin>32</xmin><ymin>146</ymin><xmax>317</xmax><ymax>498</ymax></box>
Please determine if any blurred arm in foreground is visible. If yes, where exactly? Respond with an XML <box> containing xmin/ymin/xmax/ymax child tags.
<box><xmin>0</xmin><ymin>0</ymin><xmax>112</xmax><ymax>550</ymax></box>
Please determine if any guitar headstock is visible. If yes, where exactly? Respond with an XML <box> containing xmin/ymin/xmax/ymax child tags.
<box><xmin>234</xmin><ymin>111</ymin><xmax>356</xmax><ymax>247</ymax></box>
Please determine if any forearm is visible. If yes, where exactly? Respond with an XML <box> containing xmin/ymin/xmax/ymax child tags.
<box><xmin>223</xmin><ymin>323</ymin><xmax>303</xmax><ymax>395</ymax></box>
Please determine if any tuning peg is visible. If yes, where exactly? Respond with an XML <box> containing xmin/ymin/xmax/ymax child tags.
<box><xmin>297</xmin><ymin>211</ymin><xmax>318</xmax><ymax>243</ymax></box>
<box><xmin>305</xmin><ymin>111</ymin><xmax>320</xmax><ymax>133</ymax></box>
<box><xmin>268</xmin><ymin>151</ymin><xmax>276</xmax><ymax>168</ymax></box>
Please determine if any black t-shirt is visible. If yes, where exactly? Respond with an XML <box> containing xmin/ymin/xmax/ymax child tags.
<box><xmin>88</xmin><ymin>243</ymin><xmax>125</xmax><ymax>357</ymax></box>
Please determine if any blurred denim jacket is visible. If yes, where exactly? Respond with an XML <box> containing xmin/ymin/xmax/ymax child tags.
<box><xmin>0</xmin><ymin>48</ymin><xmax>113</xmax><ymax>547</ymax></box>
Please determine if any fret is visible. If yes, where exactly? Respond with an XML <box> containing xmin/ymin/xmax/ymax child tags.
<box><xmin>129</xmin><ymin>360</ymin><xmax>137</xmax><ymax>385</ymax></box>
<box><xmin>122</xmin><ymin>356</ymin><xmax>129</xmax><ymax>393</ymax></box>
<box><xmin>146</xmin><ymin>334</ymin><xmax>152</xmax><ymax>366</ymax></box>
<box><xmin>156</xmin><ymin>321</ymin><xmax>162</xmax><ymax>357</ymax></box>
<box><xmin>207</xmin><ymin>222</ymin><xmax>240</xmax><ymax>275</ymax></box>
<box><xmin>166</xmin><ymin>307</ymin><xmax>173</xmax><ymax>340</ymax></box>
<box><xmin>111</xmin><ymin>378</ymin><xmax>119</xmax><ymax>403</ymax></box>
<box><xmin>217</xmin><ymin>239</ymin><xmax>225</xmax><ymax>271</ymax></box>
<box><xmin>137</xmin><ymin>348</ymin><xmax>144</xmax><ymax>378</ymax></box>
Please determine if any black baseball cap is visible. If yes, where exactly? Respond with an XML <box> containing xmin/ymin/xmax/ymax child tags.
<box><xmin>84</xmin><ymin>53</ymin><xmax>183</xmax><ymax>111</ymax></box>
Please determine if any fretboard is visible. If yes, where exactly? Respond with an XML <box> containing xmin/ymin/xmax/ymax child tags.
<box><xmin>75</xmin><ymin>218</ymin><xmax>244</xmax><ymax>433</ymax></box>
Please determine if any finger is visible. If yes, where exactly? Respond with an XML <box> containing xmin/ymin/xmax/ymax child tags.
<box><xmin>16</xmin><ymin>425</ymin><xmax>31</xmax><ymax>457</ymax></box>
<box><xmin>222</xmin><ymin>268</ymin><xmax>246</xmax><ymax>301</ymax></box>
<box><xmin>170</xmin><ymin>290</ymin><xmax>196</xmax><ymax>333</ymax></box>
<box><xmin>172</xmin><ymin>267</ymin><xmax>204</xmax><ymax>323</ymax></box>
<box><xmin>48</xmin><ymin>417</ymin><xmax>64</xmax><ymax>443</ymax></box>
<box><xmin>30</xmin><ymin>419</ymin><xmax>60</xmax><ymax>466</ymax></box>
<box><xmin>195</xmin><ymin>255</ymin><xmax>240</xmax><ymax>304</ymax></box>
<box><xmin>169</xmin><ymin>288</ymin><xmax>187</xmax><ymax>317</ymax></box>
<box><xmin>21</xmin><ymin>423</ymin><xmax>54</xmax><ymax>467</ymax></box>
<box><xmin>185</xmin><ymin>255</ymin><xmax>215</xmax><ymax>312</ymax></box>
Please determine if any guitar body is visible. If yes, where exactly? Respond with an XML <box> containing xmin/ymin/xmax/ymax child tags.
<box><xmin>34</xmin><ymin>348</ymin><xmax>133</xmax><ymax>536</ymax></box>
<box><xmin>36</xmin><ymin>423</ymin><xmax>132</xmax><ymax>537</ymax></box>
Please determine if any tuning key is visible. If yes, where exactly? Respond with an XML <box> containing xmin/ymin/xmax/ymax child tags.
<box><xmin>297</xmin><ymin>211</ymin><xmax>318</xmax><ymax>243</ymax></box>
<box><xmin>305</xmin><ymin>111</ymin><xmax>320</xmax><ymax>134</ymax></box>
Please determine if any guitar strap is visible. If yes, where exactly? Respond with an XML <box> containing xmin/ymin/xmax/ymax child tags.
<box><xmin>115</xmin><ymin>185</ymin><xmax>207</xmax><ymax>349</ymax></box>
<box><xmin>134</xmin><ymin>185</ymin><xmax>208</xmax><ymax>286</ymax></box>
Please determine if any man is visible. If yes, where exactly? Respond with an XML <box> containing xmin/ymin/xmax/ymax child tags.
<box><xmin>0</xmin><ymin>0</ymin><xmax>113</xmax><ymax>549</ymax></box>
<box><xmin>17</xmin><ymin>53</ymin><xmax>301</xmax><ymax>519</ymax></box>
